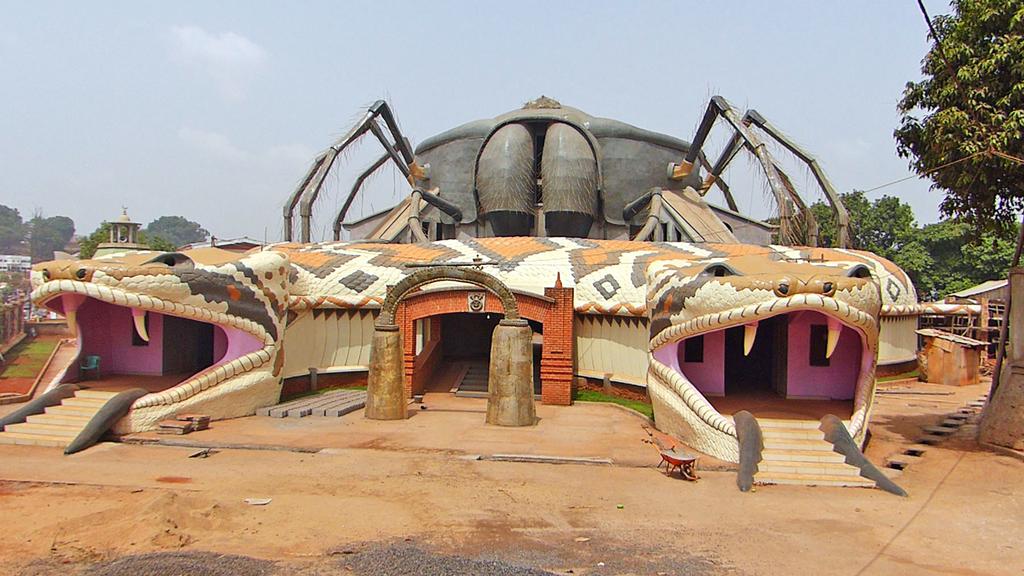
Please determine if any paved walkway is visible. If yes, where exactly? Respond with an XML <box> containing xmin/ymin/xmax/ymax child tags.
<box><xmin>128</xmin><ymin>392</ymin><xmax>668</xmax><ymax>467</ymax></box>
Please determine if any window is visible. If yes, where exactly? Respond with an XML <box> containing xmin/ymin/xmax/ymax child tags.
<box><xmin>683</xmin><ymin>336</ymin><xmax>704</xmax><ymax>363</ymax></box>
<box><xmin>809</xmin><ymin>325</ymin><xmax>830</xmax><ymax>366</ymax></box>
<box><xmin>131</xmin><ymin>314</ymin><xmax>150</xmax><ymax>347</ymax></box>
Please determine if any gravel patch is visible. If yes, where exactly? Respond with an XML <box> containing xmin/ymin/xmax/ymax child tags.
<box><xmin>339</xmin><ymin>542</ymin><xmax>556</xmax><ymax>576</ymax></box>
<box><xmin>81</xmin><ymin>551</ymin><xmax>275</xmax><ymax>576</ymax></box>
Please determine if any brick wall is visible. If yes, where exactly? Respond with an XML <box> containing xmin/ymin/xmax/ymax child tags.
<box><xmin>540</xmin><ymin>283</ymin><xmax>575</xmax><ymax>406</ymax></box>
<box><xmin>396</xmin><ymin>285</ymin><xmax>575</xmax><ymax>405</ymax></box>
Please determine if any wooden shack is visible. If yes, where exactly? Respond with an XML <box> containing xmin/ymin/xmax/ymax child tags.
<box><xmin>916</xmin><ymin>328</ymin><xmax>986</xmax><ymax>387</ymax></box>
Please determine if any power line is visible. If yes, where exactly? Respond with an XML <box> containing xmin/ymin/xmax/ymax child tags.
<box><xmin>858</xmin><ymin>149</ymin><xmax>989</xmax><ymax>195</ymax></box>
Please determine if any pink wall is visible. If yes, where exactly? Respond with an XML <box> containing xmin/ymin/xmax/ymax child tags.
<box><xmin>215</xmin><ymin>325</ymin><xmax>264</xmax><ymax>364</ymax></box>
<box><xmin>214</xmin><ymin>327</ymin><xmax>228</xmax><ymax>363</ymax></box>
<box><xmin>78</xmin><ymin>299</ymin><xmax>165</xmax><ymax>376</ymax></box>
<box><xmin>785</xmin><ymin>311</ymin><xmax>861</xmax><ymax>400</ymax></box>
<box><xmin>654</xmin><ymin>330</ymin><xmax>726</xmax><ymax>396</ymax></box>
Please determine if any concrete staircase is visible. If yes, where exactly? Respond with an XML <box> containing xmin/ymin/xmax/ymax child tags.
<box><xmin>0</xmin><ymin>389</ymin><xmax>117</xmax><ymax>447</ymax></box>
<box><xmin>453</xmin><ymin>359</ymin><xmax>543</xmax><ymax>399</ymax></box>
<box><xmin>755</xmin><ymin>418</ymin><xmax>875</xmax><ymax>488</ymax></box>
<box><xmin>454</xmin><ymin>360</ymin><xmax>490</xmax><ymax>398</ymax></box>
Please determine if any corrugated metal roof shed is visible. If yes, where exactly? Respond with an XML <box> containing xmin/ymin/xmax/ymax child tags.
<box><xmin>948</xmin><ymin>279</ymin><xmax>1008</xmax><ymax>299</ymax></box>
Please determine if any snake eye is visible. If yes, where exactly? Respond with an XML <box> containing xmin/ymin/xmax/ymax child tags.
<box><xmin>75</xmin><ymin>268</ymin><xmax>87</xmax><ymax>280</ymax></box>
<box><xmin>775</xmin><ymin>282</ymin><xmax>790</xmax><ymax>296</ymax></box>
<box><xmin>823</xmin><ymin>281</ymin><xmax>835</xmax><ymax>295</ymax></box>
<box><xmin>703</xmin><ymin>263</ymin><xmax>739</xmax><ymax>278</ymax></box>
<box><xmin>42</xmin><ymin>269</ymin><xmax>51</xmax><ymax>281</ymax></box>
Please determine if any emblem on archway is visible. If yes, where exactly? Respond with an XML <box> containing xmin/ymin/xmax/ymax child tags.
<box><xmin>365</xmin><ymin>266</ymin><xmax>536</xmax><ymax>426</ymax></box>
<box><xmin>467</xmin><ymin>292</ymin><xmax>486</xmax><ymax>313</ymax></box>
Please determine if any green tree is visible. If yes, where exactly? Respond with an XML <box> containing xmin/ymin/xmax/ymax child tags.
<box><xmin>895</xmin><ymin>0</ymin><xmax>1024</xmax><ymax>236</ymax></box>
<box><xmin>28</xmin><ymin>214</ymin><xmax>75</xmax><ymax>261</ymax></box>
<box><xmin>0</xmin><ymin>205</ymin><xmax>25</xmax><ymax>253</ymax></box>
<box><xmin>807</xmin><ymin>191</ymin><xmax>1016</xmax><ymax>300</ymax></box>
<box><xmin>913</xmin><ymin>220</ymin><xmax>1016</xmax><ymax>298</ymax></box>
<box><xmin>143</xmin><ymin>216</ymin><xmax>208</xmax><ymax>249</ymax></box>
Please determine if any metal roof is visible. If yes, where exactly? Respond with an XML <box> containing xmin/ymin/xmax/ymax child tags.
<box><xmin>916</xmin><ymin>328</ymin><xmax>987</xmax><ymax>347</ymax></box>
<box><xmin>948</xmin><ymin>279</ymin><xmax>1008</xmax><ymax>299</ymax></box>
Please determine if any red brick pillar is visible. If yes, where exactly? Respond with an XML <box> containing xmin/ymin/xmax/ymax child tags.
<box><xmin>541</xmin><ymin>278</ymin><xmax>575</xmax><ymax>405</ymax></box>
<box><xmin>397</xmin><ymin>301</ymin><xmax>416</xmax><ymax>398</ymax></box>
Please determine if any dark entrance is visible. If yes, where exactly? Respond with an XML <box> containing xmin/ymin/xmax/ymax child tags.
<box><xmin>441</xmin><ymin>313</ymin><xmax>542</xmax><ymax>396</ymax></box>
<box><xmin>724</xmin><ymin>315</ymin><xmax>788</xmax><ymax>397</ymax></box>
<box><xmin>162</xmin><ymin>315</ymin><xmax>215</xmax><ymax>376</ymax></box>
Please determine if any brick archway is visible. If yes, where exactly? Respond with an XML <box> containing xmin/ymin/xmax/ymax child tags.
<box><xmin>396</xmin><ymin>283</ymin><xmax>574</xmax><ymax>405</ymax></box>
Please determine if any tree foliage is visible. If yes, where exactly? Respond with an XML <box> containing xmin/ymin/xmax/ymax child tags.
<box><xmin>0</xmin><ymin>205</ymin><xmax>25</xmax><ymax>253</ymax></box>
<box><xmin>895</xmin><ymin>0</ymin><xmax>1024</xmax><ymax>236</ymax></box>
<box><xmin>143</xmin><ymin>216</ymin><xmax>209</xmax><ymax>249</ymax></box>
<box><xmin>28</xmin><ymin>215</ymin><xmax>74</xmax><ymax>261</ymax></box>
<box><xmin>810</xmin><ymin>192</ymin><xmax>1014</xmax><ymax>300</ymax></box>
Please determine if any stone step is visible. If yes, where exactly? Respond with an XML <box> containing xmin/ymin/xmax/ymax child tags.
<box><xmin>757</xmin><ymin>419</ymin><xmax>821</xmax><ymax>429</ymax></box>
<box><xmin>62</xmin><ymin>397</ymin><xmax>109</xmax><ymax>409</ymax></box>
<box><xmin>75</xmin><ymin>390</ymin><xmax>120</xmax><ymax>400</ymax></box>
<box><xmin>755</xmin><ymin>471</ymin><xmax>875</xmax><ymax>488</ymax></box>
<box><xmin>0</xmin><ymin>431</ymin><xmax>70</xmax><ymax>447</ymax></box>
<box><xmin>923</xmin><ymin>425</ymin><xmax>958</xmax><ymax>436</ymax></box>
<box><xmin>758</xmin><ymin>460</ymin><xmax>862</xmax><ymax>476</ymax></box>
<box><xmin>27</xmin><ymin>413</ymin><xmax>92</xmax><ymax>427</ymax></box>
<box><xmin>45</xmin><ymin>405</ymin><xmax>101</xmax><ymax>418</ymax></box>
<box><xmin>763</xmin><ymin>437</ymin><xmax>835</xmax><ymax>451</ymax></box>
<box><xmin>761</xmin><ymin>449</ymin><xmax>845</xmax><ymax>463</ymax></box>
<box><xmin>4</xmin><ymin>422</ymin><xmax>81</xmax><ymax>438</ymax></box>
<box><xmin>759</xmin><ymin>428</ymin><xmax>826</xmax><ymax>440</ymax></box>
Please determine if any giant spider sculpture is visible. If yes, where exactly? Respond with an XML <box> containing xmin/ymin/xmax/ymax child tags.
<box><xmin>282</xmin><ymin>96</ymin><xmax>849</xmax><ymax>248</ymax></box>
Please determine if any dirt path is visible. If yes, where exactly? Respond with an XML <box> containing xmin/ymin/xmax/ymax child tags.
<box><xmin>0</xmin><ymin>428</ymin><xmax>1021</xmax><ymax>575</ymax></box>
<box><xmin>1</xmin><ymin>379</ymin><xmax>1020</xmax><ymax>575</ymax></box>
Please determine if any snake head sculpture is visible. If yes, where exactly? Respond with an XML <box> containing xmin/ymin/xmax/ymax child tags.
<box><xmin>31</xmin><ymin>248</ymin><xmax>290</xmax><ymax>432</ymax></box>
<box><xmin>644</xmin><ymin>249</ymin><xmax>898</xmax><ymax>462</ymax></box>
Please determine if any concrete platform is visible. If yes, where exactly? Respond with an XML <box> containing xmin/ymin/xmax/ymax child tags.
<box><xmin>127</xmin><ymin>392</ymin><xmax>697</xmax><ymax>468</ymax></box>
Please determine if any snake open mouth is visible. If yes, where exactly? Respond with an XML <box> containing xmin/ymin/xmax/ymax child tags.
<box><xmin>36</xmin><ymin>288</ymin><xmax>274</xmax><ymax>409</ymax></box>
<box><xmin>646</xmin><ymin>286</ymin><xmax>879</xmax><ymax>461</ymax></box>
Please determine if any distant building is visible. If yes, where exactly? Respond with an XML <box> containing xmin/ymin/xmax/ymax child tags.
<box><xmin>179</xmin><ymin>236</ymin><xmax>264</xmax><ymax>253</ymax></box>
<box><xmin>0</xmin><ymin>255</ymin><xmax>31</xmax><ymax>273</ymax></box>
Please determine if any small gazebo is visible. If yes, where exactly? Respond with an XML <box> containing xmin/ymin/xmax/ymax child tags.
<box><xmin>94</xmin><ymin>208</ymin><xmax>150</xmax><ymax>257</ymax></box>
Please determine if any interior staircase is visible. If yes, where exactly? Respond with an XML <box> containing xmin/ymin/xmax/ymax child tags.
<box><xmin>453</xmin><ymin>360</ymin><xmax>490</xmax><ymax>397</ymax></box>
<box><xmin>0</xmin><ymin>389</ymin><xmax>117</xmax><ymax>447</ymax></box>
<box><xmin>453</xmin><ymin>359</ymin><xmax>544</xmax><ymax>398</ymax></box>
<box><xmin>755</xmin><ymin>418</ymin><xmax>875</xmax><ymax>488</ymax></box>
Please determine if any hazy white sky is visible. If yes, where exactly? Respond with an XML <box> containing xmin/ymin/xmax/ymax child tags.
<box><xmin>1</xmin><ymin>1</ymin><xmax>950</xmax><ymax>241</ymax></box>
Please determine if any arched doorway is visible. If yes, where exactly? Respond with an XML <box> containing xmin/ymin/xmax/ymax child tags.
<box><xmin>365</xmin><ymin>266</ymin><xmax>538</xmax><ymax>426</ymax></box>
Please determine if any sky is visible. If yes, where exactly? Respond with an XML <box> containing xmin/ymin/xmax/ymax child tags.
<box><xmin>0</xmin><ymin>1</ymin><xmax>952</xmax><ymax>242</ymax></box>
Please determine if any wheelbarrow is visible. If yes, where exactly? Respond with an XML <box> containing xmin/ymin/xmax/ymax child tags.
<box><xmin>642</xmin><ymin>423</ymin><xmax>699</xmax><ymax>481</ymax></box>
<box><xmin>657</xmin><ymin>449</ymin><xmax>699</xmax><ymax>481</ymax></box>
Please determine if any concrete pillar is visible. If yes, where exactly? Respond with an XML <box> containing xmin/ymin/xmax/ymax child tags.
<box><xmin>486</xmin><ymin>319</ymin><xmax>536</xmax><ymax>426</ymax></box>
<box><xmin>365</xmin><ymin>325</ymin><xmax>407</xmax><ymax>420</ymax></box>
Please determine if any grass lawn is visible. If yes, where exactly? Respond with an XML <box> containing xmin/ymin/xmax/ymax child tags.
<box><xmin>1</xmin><ymin>338</ymin><xmax>59</xmax><ymax>380</ymax></box>
<box><xmin>284</xmin><ymin>385</ymin><xmax>367</xmax><ymax>401</ymax></box>
<box><xmin>574</xmin><ymin>389</ymin><xmax>654</xmax><ymax>420</ymax></box>
<box><xmin>877</xmin><ymin>369</ymin><xmax>920</xmax><ymax>383</ymax></box>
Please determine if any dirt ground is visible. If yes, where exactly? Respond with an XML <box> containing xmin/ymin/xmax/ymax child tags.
<box><xmin>0</xmin><ymin>381</ymin><xmax>1021</xmax><ymax>575</ymax></box>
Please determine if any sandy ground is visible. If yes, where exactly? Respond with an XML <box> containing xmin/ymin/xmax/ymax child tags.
<box><xmin>125</xmin><ymin>393</ymin><xmax>701</xmax><ymax>469</ymax></box>
<box><xmin>0</xmin><ymin>382</ymin><xmax>1021</xmax><ymax>575</ymax></box>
